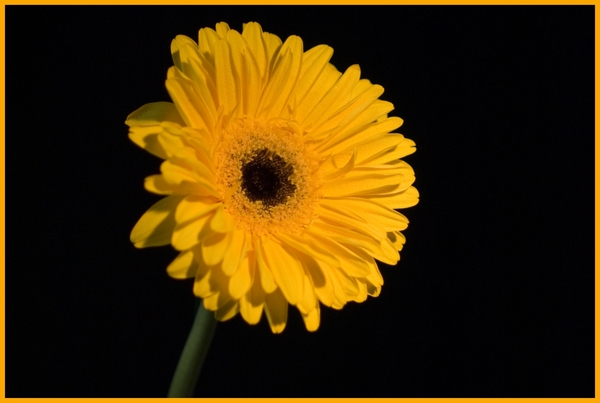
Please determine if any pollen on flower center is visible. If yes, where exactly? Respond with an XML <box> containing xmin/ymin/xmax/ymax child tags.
<box><xmin>216</xmin><ymin>118</ymin><xmax>322</xmax><ymax>236</ymax></box>
<box><xmin>241</xmin><ymin>149</ymin><xmax>297</xmax><ymax>208</ymax></box>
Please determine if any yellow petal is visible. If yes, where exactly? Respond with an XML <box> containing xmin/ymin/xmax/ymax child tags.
<box><xmin>310</xmin><ymin>219</ymin><xmax>395</xmax><ymax>265</ymax></box>
<box><xmin>301</xmin><ymin>304</ymin><xmax>320</xmax><ymax>332</ymax></box>
<box><xmin>170</xmin><ymin>34</ymin><xmax>198</xmax><ymax>71</ymax></box>
<box><xmin>318</xmin><ymin>100</ymin><xmax>396</xmax><ymax>154</ymax></box>
<box><xmin>201</xmin><ymin>265</ymin><xmax>233</xmax><ymax>311</ymax></box>
<box><xmin>225</xmin><ymin>29</ymin><xmax>245</xmax><ymax>79</ymax></box>
<box><xmin>351</xmin><ymin>77</ymin><xmax>372</xmax><ymax>96</ymax></box>
<box><xmin>186</xmin><ymin>58</ymin><xmax>218</xmax><ymax>131</ymax></box>
<box><xmin>360</xmin><ymin>137</ymin><xmax>416</xmax><ymax>166</ymax></box>
<box><xmin>240</xmin><ymin>272</ymin><xmax>265</xmax><ymax>325</ymax></box>
<box><xmin>160</xmin><ymin>159</ymin><xmax>219</xmax><ymax>198</ymax></box>
<box><xmin>388</xmin><ymin>231</ymin><xmax>406</xmax><ymax>251</ymax></box>
<box><xmin>167</xmin><ymin>250</ymin><xmax>198</xmax><ymax>279</ymax></box>
<box><xmin>160</xmin><ymin>159</ymin><xmax>198</xmax><ymax>186</ymax></box>
<box><xmin>321</xmin><ymin>116</ymin><xmax>403</xmax><ymax>157</ymax></box>
<box><xmin>130</xmin><ymin>195</ymin><xmax>184</xmax><ymax>248</ymax></box>
<box><xmin>175</xmin><ymin>196</ymin><xmax>219</xmax><ymax>225</ymax></box>
<box><xmin>352</xmin><ymin>279</ymin><xmax>368</xmax><ymax>302</ymax></box>
<box><xmin>155</xmin><ymin>124</ymin><xmax>186</xmax><ymax>157</ymax></box>
<box><xmin>215</xmin><ymin>22</ymin><xmax>230</xmax><ymax>38</ymax></box>
<box><xmin>192</xmin><ymin>252</ymin><xmax>212</xmax><ymax>298</ymax></box>
<box><xmin>214</xmin><ymin>299</ymin><xmax>239</xmax><ymax>322</ymax></box>
<box><xmin>324</xmin><ymin>198</ymin><xmax>408</xmax><ymax>232</ymax></box>
<box><xmin>178</xmin><ymin>42</ymin><xmax>203</xmax><ymax>74</ymax></box>
<box><xmin>345</xmin><ymin>244</ymin><xmax>392</xmax><ymax>285</ymax></box>
<box><xmin>222</xmin><ymin>228</ymin><xmax>248</xmax><ymax>276</ymax></box>
<box><xmin>317</xmin><ymin>200</ymin><xmax>385</xmax><ymax>239</ymax></box>
<box><xmin>349</xmin><ymin>161</ymin><xmax>415</xmax><ymax>194</ymax></box>
<box><xmin>203</xmin><ymin>283</ymin><xmax>234</xmax><ymax>313</ymax></box>
<box><xmin>144</xmin><ymin>175</ymin><xmax>174</xmax><ymax>195</ymax></box>
<box><xmin>264</xmin><ymin>288</ymin><xmax>288</xmax><ymax>333</ymax></box>
<box><xmin>379</xmin><ymin>235</ymin><xmax>400</xmax><ymax>264</ymax></box>
<box><xmin>353</xmin><ymin>134</ymin><xmax>406</xmax><ymax>165</ymax></box>
<box><xmin>259</xmin><ymin>35</ymin><xmax>303</xmax><ymax>120</ymax></box>
<box><xmin>321</xmin><ymin>172</ymin><xmax>403</xmax><ymax>198</ymax></box>
<box><xmin>203</xmin><ymin>292</ymin><xmax>220</xmax><ymax>311</ymax></box>
<box><xmin>262</xmin><ymin>31</ymin><xmax>283</xmax><ymax>71</ymax></box>
<box><xmin>366</xmin><ymin>186</ymin><xmax>419</xmax><ymax>209</ymax></box>
<box><xmin>295</xmin><ymin>62</ymin><xmax>341</xmax><ymax>124</ymax></box>
<box><xmin>320</xmin><ymin>149</ymin><xmax>357</xmax><ymax>182</ymax></box>
<box><xmin>395</xmin><ymin>137</ymin><xmax>417</xmax><ymax>158</ymax></box>
<box><xmin>128</xmin><ymin>125</ymin><xmax>168</xmax><ymax>159</ymax></box>
<box><xmin>201</xmin><ymin>231</ymin><xmax>232</xmax><ymax>266</ymax></box>
<box><xmin>318</xmin><ymin>261</ymin><xmax>347</xmax><ymax>309</ymax></box>
<box><xmin>239</xmin><ymin>44</ymin><xmax>262</xmax><ymax>117</ymax></box>
<box><xmin>184</xmin><ymin>136</ymin><xmax>216</xmax><ymax>171</ymax></box>
<box><xmin>302</xmin><ymin>64</ymin><xmax>361</xmax><ymax>135</ymax></box>
<box><xmin>174</xmin><ymin>145</ymin><xmax>212</xmax><ymax>171</ymax></box>
<box><xmin>224</xmin><ymin>29</ymin><xmax>263</xmax><ymax>117</ymax></box>
<box><xmin>331</xmin><ymin>265</ymin><xmax>360</xmax><ymax>299</ymax></box>
<box><xmin>214</xmin><ymin>39</ymin><xmax>238</xmax><ymax>116</ymax></box>
<box><xmin>301</xmin><ymin>254</ymin><xmax>335</xmax><ymax>308</ymax></box>
<box><xmin>366</xmin><ymin>280</ymin><xmax>381</xmax><ymax>297</ymax></box>
<box><xmin>171</xmin><ymin>209</ymin><xmax>215</xmax><ymax>251</ymax></box>
<box><xmin>174</xmin><ymin>56</ymin><xmax>217</xmax><ymax>134</ymax></box>
<box><xmin>303</xmin><ymin>231</ymin><xmax>370</xmax><ymax>277</ymax></box>
<box><xmin>312</xmin><ymin>84</ymin><xmax>385</xmax><ymax>145</ymax></box>
<box><xmin>341</xmin><ymin>161</ymin><xmax>406</xmax><ymax>177</ymax></box>
<box><xmin>261</xmin><ymin>240</ymin><xmax>304</xmax><ymax>305</ymax></box>
<box><xmin>242</xmin><ymin>22</ymin><xmax>267</xmax><ymax>77</ymax></box>
<box><xmin>365</xmin><ymin>259</ymin><xmax>384</xmax><ymax>292</ymax></box>
<box><xmin>228</xmin><ymin>252</ymin><xmax>253</xmax><ymax>299</ymax></box>
<box><xmin>275</xmin><ymin>232</ymin><xmax>340</xmax><ymax>268</ymax></box>
<box><xmin>254</xmin><ymin>237</ymin><xmax>277</xmax><ymax>293</ymax></box>
<box><xmin>165</xmin><ymin>77</ymin><xmax>211</xmax><ymax>130</ymax></box>
<box><xmin>296</xmin><ymin>270</ymin><xmax>317</xmax><ymax>315</ymax></box>
<box><xmin>210</xmin><ymin>205</ymin><xmax>235</xmax><ymax>233</ymax></box>
<box><xmin>295</xmin><ymin>45</ymin><xmax>334</xmax><ymax>106</ymax></box>
<box><xmin>125</xmin><ymin>102</ymin><xmax>185</xmax><ymax>127</ymax></box>
<box><xmin>198</xmin><ymin>27</ymin><xmax>219</xmax><ymax>60</ymax></box>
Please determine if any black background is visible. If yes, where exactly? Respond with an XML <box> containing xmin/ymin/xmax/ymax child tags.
<box><xmin>6</xmin><ymin>5</ymin><xmax>594</xmax><ymax>398</ymax></box>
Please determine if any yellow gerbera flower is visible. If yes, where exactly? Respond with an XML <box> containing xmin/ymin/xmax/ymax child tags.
<box><xmin>128</xmin><ymin>22</ymin><xmax>418</xmax><ymax>333</ymax></box>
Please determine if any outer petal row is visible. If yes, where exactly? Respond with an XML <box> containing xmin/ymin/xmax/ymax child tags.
<box><xmin>130</xmin><ymin>195</ymin><xmax>184</xmax><ymax>248</ymax></box>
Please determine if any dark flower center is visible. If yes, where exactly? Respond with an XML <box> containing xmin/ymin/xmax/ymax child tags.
<box><xmin>241</xmin><ymin>149</ymin><xmax>296</xmax><ymax>208</ymax></box>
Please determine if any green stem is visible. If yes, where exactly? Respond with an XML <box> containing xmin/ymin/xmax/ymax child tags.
<box><xmin>167</xmin><ymin>300</ymin><xmax>217</xmax><ymax>397</ymax></box>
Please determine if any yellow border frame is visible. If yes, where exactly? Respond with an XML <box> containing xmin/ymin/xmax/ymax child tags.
<box><xmin>1</xmin><ymin>0</ymin><xmax>599</xmax><ymax>4</ymax></box>
<box><xmin>1</xmin><ymin>1</ymin><xmax>596</xmax><ymax>402</ymax></box>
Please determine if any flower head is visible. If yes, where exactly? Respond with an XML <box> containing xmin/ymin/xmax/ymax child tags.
<box><xmin>128</xmin><ymin>22</ymin><xmax>418</xmax><ymax>333</ymax></box>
